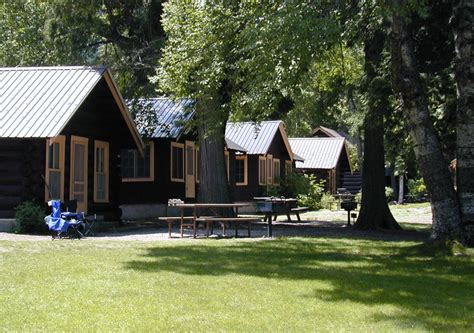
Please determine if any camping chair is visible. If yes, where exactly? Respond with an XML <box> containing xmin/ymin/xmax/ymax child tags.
<box><xmin>44</xmin><ymin>200</ymin><xmax>92</xmax><ymax>239</ymax></box>
<box><xmin>60</xmin><ymin>200</ymin><xmax>96</xmax><ymax>237</ymax></box>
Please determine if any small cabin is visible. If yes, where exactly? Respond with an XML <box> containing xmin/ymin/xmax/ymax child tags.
<box><xmin>0</xmin><ymin>66</ymin><xmax>143</xmax><ymax>220</ymax></box>
<box><xmin>289</xmin><ymin>137</ymin><xmax>352</xmax><ymax>194</ymax></box>
<box><xmin>225</xmin><ymin>121</ymin><xmax>300</xmax><ymax>201</ymax></box>
<box><xmin>119</xmin><ymin>98</ymin><xmax>198</xmax><ymax>218</ymax></box>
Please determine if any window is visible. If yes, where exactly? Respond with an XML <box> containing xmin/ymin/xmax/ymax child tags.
<box><xmin>121</xmin><ymin>142</ymin><xmax>154</xmax><ymax>181</ymax></box>
<box><xmin>267</xmin><ymin>154</ymin><xmax>273</xmax><ymax>185</ymax></box>
<box><xmin>94</xmin><ymin>141</ymin><xmax>109</xmax><ymax>202</ymax></box>
<box><xmin>258</xmin><ymin>156</ymin><xmax>267</xmax><ymax>185</ymax></box>
<box><xmin>171</xmin><ymin>142</ymin><xmax>184</xmax><ymax>182</ymax></box>
<box><xmin>235</xmin><ymin>155</ymin><xmax>248</xmax><ymax>186</ymax></box>
<box><xmin>45</xmin><ymin>136</ymin><xmax>65</xmax><ymax>201</ymax></box>
<box><xmin>225</xmin><ymin>150</ymin><xmax>230</xmax><ymax>183</ymax></box>
<box><xmin>273</xmin><ymin>158</ymin><xmax>280</xmax><ymax>185</ymax></box>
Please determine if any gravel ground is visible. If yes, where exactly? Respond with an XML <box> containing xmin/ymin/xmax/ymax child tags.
<box><xmin>0</xmin><ymin>219</ymin><xmax>429</xmax><ymax>242</ymax></box>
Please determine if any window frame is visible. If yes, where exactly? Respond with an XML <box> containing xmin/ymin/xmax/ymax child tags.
<box><xmin>258</xmin><ymin>156</ymin><xmax>267</xmax><ymax>185</ymax></box>
<box><xmin>121</xmin><ymin>142</ymin><xmax>155</xmax><ymax>182</ymax></box>
<box><xmin>235</xmin><ymin>154</ymin><xmax>248</xmax><ymax>186</ymax></box>
<box><xmin>267</xmin><ymin>154</ymin><xmax>273</xmax><ymax>185</ymax></box>
<box><xmin>94</xmin><ymin>140</ymin><xmax>109</xmax><ymax>203</ymax></box>
<box><xmin>170</xmin><ymin>141</ymin><xmax>185</xmax><ymax>183</ymax></box>
<box><xmin>44</xmin><ymin>135</ymin><xmax>65</xmax><ymax>202</ymax></box>
<box><xmin>273</xmin><ymin>158</ymin><xmax>281</xmax><ymax>185</ymax></box>
<box><xmin>285</xmin><ymin>160</ymin><xmax>293</xmax><ymax>177</ymax></box>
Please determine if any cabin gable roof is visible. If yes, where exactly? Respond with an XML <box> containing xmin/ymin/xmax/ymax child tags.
<box><xmin>0</xmin><ymin>66</ymin><xmax>143</xmax><ymax>151</ymax></box>
<box><xmin>289</xmin><ymin>137</ymin><xmax>349</xmax><ymax>170</ymax></box>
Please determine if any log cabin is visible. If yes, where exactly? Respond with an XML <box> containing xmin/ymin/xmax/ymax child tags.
<box><xmin>289</xmin><ymin>137</ymin><xmax>353</xmax><ymax>194</ymax></box>
<box><xmin>225</xmin><ymin>121</ymin><xmax>301</xmax><ymax>201</ymax></box>
<box><xmin>0</xmin><ymin>66</ymin><xmax>143</xmax><ymax>220</ymax></box>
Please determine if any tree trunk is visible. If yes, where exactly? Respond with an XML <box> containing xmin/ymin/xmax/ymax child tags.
<box><xmin>354</xmin><ymin>30</ymin><xmax>400</xmax><ymax>230</ymax></box>
<box><xmin>453</xmin><ymin>0</ymin><xmax>474</xmax><ymax>240</ymax></box>
<box><xmin>197</xmin><ymin>96</ymin><xmax>230</xmax><ymax>206</ymax></box>
<box><xmin>389</xmin><ymin>0</ymin><xmax>463</xmax><ymax>241</ymax></box>
<box><xmin>398</xmin><ymin>174</ymin><xmax>404</xmax><ymax>204</ymax></box>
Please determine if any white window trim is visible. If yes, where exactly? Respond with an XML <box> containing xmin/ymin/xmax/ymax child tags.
<box><xmin>170</xmin><ymin>141</ymin><xmax>185</xmax><ymax>183</ymax></box>
<box><xmin>235</xmin><ymin>155</ymin><xmax>248</xmax><ymax>186</ymax></box>
<box><xmin>94</xmin><ymin>140</ymin><xmax>109</xmax><ymax>203</ymax></box>
<box><xmin>44</xmin><ymin>135</ymin><xmax>65</xmax><ymax>202</ymax></box>
<box><xmin>122</xmin><ymin>142</ymin><xmax>155</xmax><ymax>182</ymax></box>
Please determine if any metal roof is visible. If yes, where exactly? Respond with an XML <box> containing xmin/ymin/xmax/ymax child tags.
<box><xmin>225</xmin><ymin>121</ymin><xmax>282</xmax><ymax>155</ymax></box>
<box><xmin>132</xmin><ymin>98</ymin><xmax>194</xmax><ymax>139</ymax></box>
<box><xmin>289</xmin><ymin>137</ymin><xmax>346</xmax><ymax>170</ymax></box>
<box><xmin>1</xmin><ymin>66</ymin><xmax>109</xmax><ymax>138</ymax></box>
<box><xmin>225</xmin><ymin>138</ymin><xmax>247</xmax><ymax>152</ymax></box>
<box><xmin>312</xmin><ymin>126</ymin><xmax>344</xmax><ymax>138</ymax></box>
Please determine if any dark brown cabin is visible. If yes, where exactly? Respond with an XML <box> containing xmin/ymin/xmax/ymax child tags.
<box><xmin>289</xmin><ymin>137</ymin><xmax>353</xmax><ymax>194</ymax></box>
<box><xmin>225</xmin><ymin>121</ymin><xmax>300</xmax><ymax>202</ymax></box>
<box><xmin>119</xmin><ymin>98</ymin><xmax>198</xmax><ymax>218</ymax></box>
<box><xmin>0</xmin><ymin>66</ymin><xmax>143</xmax><ymax>220</ymax></box>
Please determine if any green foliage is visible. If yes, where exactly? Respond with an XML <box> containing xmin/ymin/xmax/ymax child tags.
<box><xmin>319</xmin><ymin>192</ymin><xmax>336</xmax><ymax>210</ymax></box>
<box><xmin>407</xmin><ymin>178</ymin><xmax>427</xmax><ymax>201</ymax></box>
<box><xmin>385</xmin><ymin>186</ymin><xmax>395</xmax><ymax>202</ymax></box>
<box><xmin>14</xmin><ymin>201</ymin><xmax>46</xmax><ymax>234</ymax></box>
<box><xmin>295</xmin><ymin>175</ymin><xmax>326</xmax><ymax>211</ymax></box>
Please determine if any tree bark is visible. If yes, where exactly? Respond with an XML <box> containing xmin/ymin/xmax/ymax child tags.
<box><xmin>398</xmin><ymin>174</ymin><xmax>404</xmax><ymax>204</ymax></box>
<box><xmin>354</xmin><ymin>30</ymin><xmax>400</xmax><ymax>230</ymax></box>
<box><xmin>197</xmin><ymin>95</ymin><xmax>230</xmax><ymax>206</ymax></box>
<box><xmin>389</xmin><ymin>0</ymin><xmax>464</xmax><ymax>241</ymax></box>
<box><xmin>452</xmin><ymin>0</ymin><xmax>474</xmax><ymax>237</ymax></box>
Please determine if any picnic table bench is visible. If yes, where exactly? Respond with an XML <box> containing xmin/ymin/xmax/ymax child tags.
<box><xmin>195</xmin><ymin>216</ymin><xmax>261</xmax><ymax>237</ymax></box>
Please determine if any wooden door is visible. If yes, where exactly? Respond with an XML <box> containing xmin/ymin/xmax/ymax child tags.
<box><xmin>185</xmin><ymin>140</ymin><xmax>195</xmax><ymax>198</ymax></box>
<box><xmin>70</xmin><ymin>136</ymin><xmax>88</xmax><ymax>212</ymax></box>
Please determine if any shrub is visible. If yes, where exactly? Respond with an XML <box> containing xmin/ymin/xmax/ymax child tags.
<box><xmin>295</xmin><ymin>174</ymin><xmax>326</xmax><ymax>210</ymax></box>
<box><xmin>385</xmin><ymin>186</ymin><xmax>394</xmax><ymax>202</ymax></box>
<box><xmin>319</xmin><ymin>192</ymin><xmax>335</xmax><ymax>210</ymax></box>
<box><xmin>14</xmin><ymin>201</ymin><xmax>47</xmax><ymax>234</ymax></box>
<box><xmin>407</xmin><ymin>178</ymin><xmax>427</xmax><ymax>201</ymax></box>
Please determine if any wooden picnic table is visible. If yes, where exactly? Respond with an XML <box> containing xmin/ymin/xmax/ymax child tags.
<box><xmin>172</xmin><ymin>202</ymin><xmax>256</xmax><ymax>238</ymax></box>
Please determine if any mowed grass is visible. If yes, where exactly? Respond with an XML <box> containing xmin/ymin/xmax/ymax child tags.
<box><xmin>0</xmin><ymin>236</ymin><xmax>473</xmax><ymax>332</ymax></box>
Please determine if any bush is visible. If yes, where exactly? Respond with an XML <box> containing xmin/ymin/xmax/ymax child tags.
<box><xmin>295</xmin><ymin>174</ymin><xmax>326</xmax><ymax>210</ymax></box>
<box><xmin>407</xmin><ymin>178</ymin><xmax>427</xmax><ymax>201</ymax></box>
<box><xmin>319</xmin><ymin>192</ymin><xmax>335</xmax><ymax>210</ymax></box>
<box><xmin>14</xmin><ymin>201</ymin><xmax>47</xmax><ymax>234</ymax></box>
<box><xmin>385</xmin><ymin>186</ymin><xmax>394</xmax><ymax>202</ymax></box>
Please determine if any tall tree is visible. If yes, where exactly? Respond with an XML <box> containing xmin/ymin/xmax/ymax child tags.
<box><xmin>389</xmin><ymin>0</ymin><xmax>464</xmax><ymax>241</ymax></box>
<box><xmin>452</xmin><ymin>0</ymin><xmax>474</xmax><ymax>242</ymax></box>
<box><xmin>354</xmin><ymin>29</ymin><xmax>400</xmax><ymax>230</ymax></box>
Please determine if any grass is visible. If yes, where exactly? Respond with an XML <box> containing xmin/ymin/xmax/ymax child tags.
<box><xmin>1</xmin><ymin>234</ymin><xmax>473</xmax><ymax>332</ymax></box>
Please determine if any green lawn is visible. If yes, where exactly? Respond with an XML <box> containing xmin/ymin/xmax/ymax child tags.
<box><xmin>1</xmin><ymin>235</ymin><xmax>473</xmax><ymax>332</ymax></box>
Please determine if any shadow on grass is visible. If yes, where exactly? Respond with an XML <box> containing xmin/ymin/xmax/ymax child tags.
<box><xmin>124</xmin><ymin>234</ymin><xmax>473</xmax><ymax>331</ymax></box>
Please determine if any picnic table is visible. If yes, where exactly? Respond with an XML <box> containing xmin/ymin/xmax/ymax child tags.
<box><xmin>161</xmin><ymin>202</ymin><xmax>260</xmax><ymax>238</ymax></box>
<box><xmin>253</xmin><ymin>197</ymin><xmax>309</xmax><ymax>237</ymax></box>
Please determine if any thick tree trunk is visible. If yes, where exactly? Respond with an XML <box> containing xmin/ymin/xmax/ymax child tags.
<box><xmin>389</xmin><ymin>0</ymin><xmax>463</xmax><ymax>241</ymax></box>
<box><xmin>197</xmin><ymin>97</ymin><xmax>230</xmax><ymax>205</ymax></box>
<box><xmin>453</xmin><ymin>0</ymin><xmax>474</xmax><ymax>242</ymax></box>
<box><xmin>354</xmin><ymin>30</ymin><xmax>400</xmax><ymax>230</ymax></box>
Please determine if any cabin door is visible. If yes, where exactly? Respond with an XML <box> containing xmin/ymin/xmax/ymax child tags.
<box><xmin>185</xmin><ymin>140</ymin><xmax>195</xmax><ymax>199</ymax></box>
<box><xmin>70</xmin><ymin>136</ymin><xmax>89</xmax><ymax>213</ymax></box>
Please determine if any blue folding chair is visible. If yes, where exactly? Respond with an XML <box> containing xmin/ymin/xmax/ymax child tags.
<box><xmin>44</xmin><ymin>200</ymin><xmax>85</xmax><ymax>239</ymax></box>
